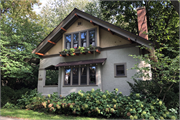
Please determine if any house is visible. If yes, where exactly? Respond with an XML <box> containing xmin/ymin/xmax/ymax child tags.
<box><xmin>33</xmin><ymin>7</ymin><xmax>153</xmax><ymax>96</ymax></box>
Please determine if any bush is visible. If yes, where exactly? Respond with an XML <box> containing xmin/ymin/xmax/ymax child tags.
<box><xmin>1</xmin><ymin>86</ymin><xmax>32</xmax><ymax>107</ymax></box>
<box><xmin>1</xmin><ymin>86</ymin><xmax>15</xmax><ymax>106</ymax></box>
<box><xmin>3</xmin><ymin>102</ymin><xmax>19</xmax><ymax>109</ymax></box>
<box><xmin>21</xmin><ymin>88</ymin><xmax>178</xmax><ymax>119</ymax></box>
<box><xmin>127</xmin><ymin>79</ymin><xmax>179</xmax><ymax>110</ymax></box>
<box><xmin>17</xmin><ymin>88</ymin><xmax>42</xmax><ymax>109</ymax></box>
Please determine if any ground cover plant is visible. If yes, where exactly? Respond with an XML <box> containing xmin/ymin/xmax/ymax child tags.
<box><xmin>3</xmin><ymin>88</ymin><xmax>178</xmax><ymax>120</ymax></box>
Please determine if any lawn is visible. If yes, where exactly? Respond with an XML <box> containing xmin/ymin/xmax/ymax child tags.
<box><xmin>0</xmin><ymin>108</ymin><xmax>106</xmax><ymax>120</ymax></box>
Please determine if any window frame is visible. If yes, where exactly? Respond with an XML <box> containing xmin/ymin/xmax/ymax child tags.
<box><xmin>65</xmin><ymin>34</ymin><xmax>72</xmax><ymax>49</ymax></box>
<box><xmin>114</xmin><ymin>63</ymin><xmax>127</xmax><ymax>77</ymax></box>
<box><xmin>63</xmin><ymin>65</ymin><xmax>98</xmax><ymax>86</ymax></box>
<box><xmin>64</xmin><ymin>28</ymin><xmax>97</xmax><ymax>49</ymax></box>
<box><xmin>89</xmin><ymin>66</ymin><xmax>96</xmax><ymax>85</ymax></box>
<box><xmin>89</xmin><ymin>30</ymin><xmax>96</xmax><ymax>47</ymax></box>
<box><xmin>64</xmin><ymin>67</ymin><xmax>71</xmax><ymax>85</ymax></box>
<box><xmin>73</xmin><ymin>32</ymin><xmax>79</xmax><ymax>49</ymax></box>
<box><xmin>72</xmin><ymin>67</ymin><xmax>79</xmax><ymax>85</ymax></box>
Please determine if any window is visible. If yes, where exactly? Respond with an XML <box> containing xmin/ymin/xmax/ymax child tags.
<box><xmin>45</xmin><ymin>70</ymin><xmax>58</xmax><ymax>85</ymax></box>
<box><xmin>64</xmin><ymin>28</ymin><xmax>96</xmax><ymax>49</ymax></box>
<box><xmin>81</xmin><ymin>32</ymin><xmax>87</xmax><ymax>47</ymax></box>
<box><xmin>89</xmin><ymin>30</ymin><xmax>95</xmax><ymax>46</ymax></box>
<box><xmin>73</xmin><ymin>33</ymin><xmax>79</xmax><ymax>48</ymax></box>
<box><xmin>72</xmin><ymin>68</ymin><xmax>78</xmax><ymax>85</ymax></box>
<box><xmin>65</xmin><ymin>34</ymin><xmax>71</xmax><ymax>49</ymax></box>
<box><xmin>89</xmin><ymin>66</ymin><xmax>96</xmax><ymax>84</ymax></box>
<box><xmin>80</xmin><ymin>67</ymin><xmax>87</xmax><ymax>85</ymax></box>
<box><xmin>64</xmin><ymin>65</ymin><xmax>97</xmax><ymax>86</ymax></box>
<box><xmin>114</xmin><ymin>63</ymin><xmax>127</xmax><ymax>77</ymax></box>
<box><xmin>65</xmin><ymin>68</ymin><xmax>71</xmax><ymax>85</ymax></box>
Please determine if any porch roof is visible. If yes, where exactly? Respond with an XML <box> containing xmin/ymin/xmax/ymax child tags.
<box><xmin>55</xmin><ymin>58</ymin><xmax>107</xmax><ymax>67</ymax></box>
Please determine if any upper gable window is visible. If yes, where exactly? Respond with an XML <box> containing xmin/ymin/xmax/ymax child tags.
<box><xmin>89</xmin><ymin>30</ymin><xmax>95</xmax><ymax>46</ymax></box>
<box><xmin>64</xmin><ymin>28</ymin><xmax>96</xmax><ymax>49</ymax></box>
<box><xmin>65</xmin><ymin>34</ymin><xmax>71</xmax><ymax>49</ymax></box>
<box><xmin>81</xmin><ymin>32</ymin><xmax>87</xmax><ymax>47</ymax></box>
<box><xmin>73</xmin><ymin>33</ymin><xmax>79</xmax><ymax>48</ymax></box>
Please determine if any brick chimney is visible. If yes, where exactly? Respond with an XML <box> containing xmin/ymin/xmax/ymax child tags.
<box><xmin>137</xmin><ymin>7</ymin><xmax>148</xmax><ymax>40</ymax></box>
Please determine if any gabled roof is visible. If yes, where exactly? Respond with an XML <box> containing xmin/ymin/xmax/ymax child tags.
<box><xmin>33</xmin><ymin>8</ymin><xmax>153</xmax><ymax>54</ymax></box>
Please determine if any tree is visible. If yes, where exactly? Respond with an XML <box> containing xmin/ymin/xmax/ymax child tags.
<box><xmin>39</xmin><ymin>0</ymin><xmax>100</xmax><ymax>36</ymax></box>
<box><xmin>84</xmin><ymin>0</ymin><xmax>103</xmax><ymax>19</ymax></box>
<box><xmin>0</xmin><ymin>0</ymin><xmax>44</xmax><ymax>89</ymax></box>
<box><xmin>100</xmin><ymin>1</ymin><xmax>179</xmax><ymax>55</ymax></box>
<box><xmin>100</xmin><ymin>1</ymin><xmax>179</xmax><ymax>109</ymax></box>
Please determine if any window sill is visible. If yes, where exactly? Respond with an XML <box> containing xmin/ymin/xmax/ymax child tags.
<box><xmin>43</xmin><ymin>85</ymin><xmax>58</xmax><ymax>87</ymax></box>
<box><xmin>114</xmin><ymin>75</ymin><xmax>127</xmax><ymax>78</ymax></box>
<box><xmin>63</xmin><ymin>85</ymin><xmax>98</xmax><ymax>87</ymax></box>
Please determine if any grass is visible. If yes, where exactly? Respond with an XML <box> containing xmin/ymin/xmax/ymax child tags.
<box><xmin>0</xmin><ymin>108</ymin><xmax>106</xmax><ymax>120</ymax></box>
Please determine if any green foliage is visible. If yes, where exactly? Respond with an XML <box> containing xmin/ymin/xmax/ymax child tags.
<box><xmin>70</xmin><ymin>48</ymin><xmax>75</xmax><ymax>56</ymax></box>
<box><xmin>17</xmin><ymin>89</ymin><xmax>41</xmax><ymax>109</ymax></box>
<box><xmin>102</xmin><ymin>1</ymin><xmax>179</xmax><ymax>114</ymax></box>
<box><xmin>1</xmin><ymin>0</ymin><xmax>43</xmax><ymax>89</ymax></box>
<box><xmin>1</xmin><ymin>108</ymin><xmax>101</xmax><ymax>120</ymax></box>
<box><xmin>1</xmin><ymin>86</ymin><xmax>15</xmax><ymax>106</ymax></box>
<box><xmin>128</xmin><ymin>79</ymin><xmax>179</xmax><ymax>110</ymax></box>
<box><xmin>84</xmin><ymin>0</ymin><xmax>103</xmax><ymax>19</ymax></box>
<box><xmin>78</xmin><ymin>46</ymin><xmax>85</xmax><ymax>53</ymax></box>
<box><xmin>1</xmin><ymin>86</ymin><xmax>31</xmax><ymax>107</ymax></box>
<box><xmin>100</xmin><ymin>1</ymin><xmax>179</xmax><ymax>52</ymax></box>
<box><xmin>3</xmin><ymin>102</ymin><xmax>19</xmax><ymax>109</ymax></box>
<box><xmin>18</xmin><ymin>88</ymin><xmax>178</xmax><ymax>119</ymax></box>
<box><xmin>40</xmin><ymin>0</ymin><xmax>98</xmax><ymax>32</ymax></box>
<box><xmin>46</xmin><ymin>70</ymin><xmax>58</xmax><ymax>85</ymax></box>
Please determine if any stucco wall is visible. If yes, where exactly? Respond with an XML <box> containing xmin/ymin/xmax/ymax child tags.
<box><xmin>38</xmin><ymin>46</ymin><xmax>139</xmax><ymax>96</ymax></box>
<box><xmin>101</xmin><ymin>48</ymin><xmax>139</xmax><ymax>95</ymax></box>
<box><xmin>45</xmin><ymin>39</ymin><xmax>62</xmax><ymax>55</ymax></box>
<box><xmin>100</xmin><ymin>28</ymin><xmax>131</xmax><ymax>48</ymax></box>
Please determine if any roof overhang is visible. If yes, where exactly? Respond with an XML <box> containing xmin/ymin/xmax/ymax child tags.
<box><xmin>33</xmin><ymin>8</ymin><xmax>153</xmax><ymax>55</ymax></box>
<box><xmin>55</xmin><ymin>58</ymin><xmax>107</xmax><ymax>67</ymax></box>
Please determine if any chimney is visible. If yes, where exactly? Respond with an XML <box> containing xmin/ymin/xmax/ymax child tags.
<box><xmin>137</xmin><ymin>7</ymin><xmax>148</xmax><ymax>40</ymax></box>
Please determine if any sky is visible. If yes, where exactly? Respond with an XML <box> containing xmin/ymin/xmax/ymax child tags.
<box><xmin>33</xmin><ymin>0</ymin><xmax>49</xmax><ymax>14</ymax></box>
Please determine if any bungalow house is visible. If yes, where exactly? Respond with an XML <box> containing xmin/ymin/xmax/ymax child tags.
<box><xmin>32</xmin><ymin>7</ymin><xmax>153</xmax><ymax>96</ymax></box>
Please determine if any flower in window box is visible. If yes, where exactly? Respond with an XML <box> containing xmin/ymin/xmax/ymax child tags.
<box><xmin>74</xmin><ymin>47</ymin><xmax>77</xmax><ymax>49</ymax></box>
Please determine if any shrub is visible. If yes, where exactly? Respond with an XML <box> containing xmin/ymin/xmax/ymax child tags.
<box><xmin>2</xmin><ymin>102</ymin><xmax>19</xmax><ymax>109</ymax></box>
<box><xmin>1</xmin><ymin>86</ymin><xmax>15</xmax><ymax>106</ymax></box>
<box><xmin>127</xmin><ymin>79</ymin><xmax>179</xmax><ymax>110</ymax></box>
<box><xmin>22</xmin><ymin>88</ymin><xmax>178</xmax><ymax>119</ymax></box>
<box><xmin>1</xmin><ymin>86</ymin><xmax>32</xmax><ymax>107</ymax></box>
<box><xmin>17</xmin><ymin>88</ymin><xmax>41</xmax><ymax>108</ymax></box>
